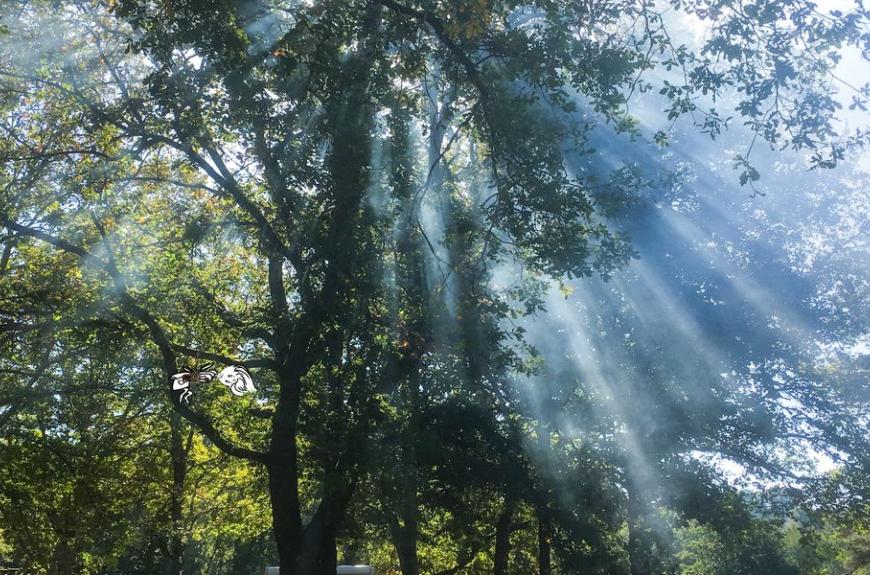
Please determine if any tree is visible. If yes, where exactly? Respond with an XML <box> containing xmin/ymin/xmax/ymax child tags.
<box><xmin>1</xmin><ymin>0</ymin><xmax>867</xmax><ymax>573</ymax></box>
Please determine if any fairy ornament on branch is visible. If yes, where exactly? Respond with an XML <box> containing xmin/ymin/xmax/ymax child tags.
<box><xmin>171</xmin><ymin>363</ymin><xmax>256</xmax><ymax>404</ymax></box>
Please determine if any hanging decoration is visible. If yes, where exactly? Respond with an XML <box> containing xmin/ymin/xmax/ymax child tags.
<box><xmin>217</xmin><ymin>364</ymin><xmax>256</xmax><ymax>396</ymax></box>
<box><xmin>170</xmin><ymin>363</ymin><xmax>255</xmax><ymax>404</ymax></box>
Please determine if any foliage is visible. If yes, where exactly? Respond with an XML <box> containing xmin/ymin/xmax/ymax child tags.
<box><xmin>0</xmin><ymin>0</ymin><xmax>867</xmax><ymax>574</ymax></box>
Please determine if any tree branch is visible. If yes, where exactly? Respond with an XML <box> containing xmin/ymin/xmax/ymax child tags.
<box><xmin>0</xmin><ymin>214</ymin><xmax>269</xmax><ymax>463</ymax></box>
<box><xmin>170</xmin><ymin>343</ymin><xmax>275</xmax><ymax>370</ymax></box>
<box><xmin>373</xmin><ymin>0</ymin><xmax>487</xmax><ymax>94</ymax></box>
<box><xmin>190</xmin><ymin>277</ymin><xmax>275</xmax><ymax>345</ymax></box>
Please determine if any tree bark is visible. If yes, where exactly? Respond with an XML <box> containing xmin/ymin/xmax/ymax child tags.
<box><xmin>387</xmin><ymin>479</ymin><xmax>419</xmax><ymax>575</ymax></box>
<box><xmin>268</xmin><ymin>9</ymin><xmax>379</xmax><ymax>570</ymax></box>
<box><xmin>494</xmin><ymin>497</ymin><xmax>516</xmax><ymax>575</ymax></box>
<box><xmin>48</xmin><ymin>538</ymin><xmax>79</xmax><ymax>575</ymax></box>
<box><xmin>391</xmin><ymin>518</ymin><xmax>419</xmax><ymax>575</ymax></box>
<box><xmin>268</xmin><ymin>368</ymin><xmax>305</xmax><ymax>573</ymax></box>
<box><xmin>535</xmin><ymin>422</ymin><xmax>551</xmax><ymax>575</ymax></box>
<box><xmin>166</xmin><ymin>411</ymin><xmax>186</xmax><ymax>575</ymax></box>
<box><xmin>537</xmin><ymin>512</ymin><xmax>551</xmax><ymax>575</ymax></box>
<box><xmin>627</xmin><ymin>489</ymin><xmax>651</xmax><ymax>575</ymax></box>
<box><xmin>382</xmin><ymin>99</ymin><xmax>428</xmax><ymax>575</ymax></box>
<box><xmin>296</xmin><ymin>522</ymin><xmax>338</xmax><ymax>575</ymax></box>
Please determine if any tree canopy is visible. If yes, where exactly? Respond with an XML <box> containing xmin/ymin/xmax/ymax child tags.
<box><xmin>0</xmin><ymin>0</ymin><xmax>868</xmax><ymax>574</ymax></box>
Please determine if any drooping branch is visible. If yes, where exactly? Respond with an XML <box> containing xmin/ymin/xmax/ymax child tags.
<box><xmin>121</xmin><ymin>296</ymin><xmax>267</xmax><ymax>463</ymax></box>
<box><xmin>137</xmin><ymin>130</ymin><xmax>292</xmax><ymax>259</ymax></box>
<box><xmin>0</xmin><ymin>148</ymin><xmax>120</xmax><ymax>162</ymax></box>
<box><xmin>373</xmin><ymin>0</ymin><xmax>488</xmax><ymax>95</ymax></box>
<box><xmin>372</xmin><ymin>0</ymin><xmax>519</xmax><ymax>268</ymax></box>
<box><xmin>0</xmin><ymin>216</ymin><xmax>95</xmax><ymax>261</ymax></box>
<box><xmin>170</xmin><ymin>343</ymin><xmax>275</xmax><ymax>370</ymax></box>
<box><xmin>38</xmin><ymin>69</ymin><xmax>299</xmax><ymax>272</ymax></box>
<box><xmin>0</xmin><ymin>213</ymin><xmax>269</xmax><ymax>463</ymax></box>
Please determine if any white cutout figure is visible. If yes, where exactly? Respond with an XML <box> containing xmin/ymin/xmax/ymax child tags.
<box><xmin>217</xmin><ymin>365</ymin><xmax>256</xmax><ymax>396</ymax></box>
<box><xmin>171</xmin><ymin>364</ymin><xmax>218</xmax><ymax>404</ymax></box>
<box><xmin>171</xmin><ymin>375</ymin><xmax>194</xmax><ymax>404</ymax></box>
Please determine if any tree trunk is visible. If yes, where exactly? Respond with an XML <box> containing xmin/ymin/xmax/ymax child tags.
<box><xmin>296</xmin><ymin>523</ymin><xmax>338</xmax><ymax>575</ymax></box>
<box><xmin>387</xmin><ymin>483</ymin><xmax>419</xmax><ymax>575</ymax></box>
<box><xmin>49</xmin><ymin>537</ymin><xmax>79</xmax><ymax>575</ymax></box>
<box><xmin>389</xmin><ymin>514</ymin><xmax>418</xmax><ymax>575</ymax></box>
<box><xmin>166</xmin><ymin>411</ymin><xmax>186</xmax><ymax>575</ymax></box>
<box><xmin>537</xmin><ymin>512</ymin><xmax>551</xmax><ymax>575</ymax></box>
<box><xmin>269</xmin><ymin>485</ymin><xmax>342</xmax><ymax>575</ymax></box>
<box><xmin>535</xmin><ymin>422</ymin><xmax>551</xmax><ymax>575</ymax></box>
<box><xmin>382</xmin><ymin>87</ymin><xmax>428</xmax><ymax>575</ymax></box>
<box><xmin>267</xmin><ymin>8</ymin><xmax>378</xmax><ymax>573</ymax></box>
<box><xmin>268</xmin><ymin>356</ymin><xmax>306</xmax><ymax>571</ymax></box>
<box><xmin>627</xmin><ymin>489</ymin><xmax>651</xmax><ymax>575</ymax></box>
<box><xmin>494</xmin><ymin>497</ymin><xmax>516</xmax><ymax>575</ymax></box>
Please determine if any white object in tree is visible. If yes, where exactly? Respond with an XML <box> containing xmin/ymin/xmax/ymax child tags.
<box><xmin>217</xmin><ymin>365</ymin><xmax>256</xmax><ymax>396</ymax></box>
